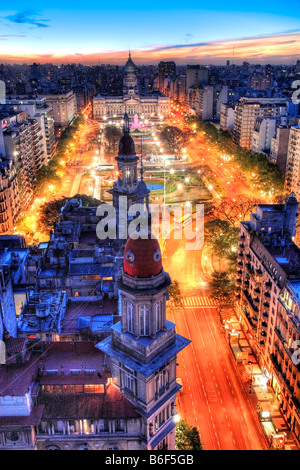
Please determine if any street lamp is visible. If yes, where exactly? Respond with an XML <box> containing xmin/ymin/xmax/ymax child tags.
<box><xmin>162</xmin><ymin>154</ymin><xmax>169</xmax><ymax>220</ymax></box>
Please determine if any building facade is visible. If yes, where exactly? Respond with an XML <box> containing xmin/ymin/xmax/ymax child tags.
<box><xmin>285</xmin><ymin>127</ymin><xmax>300</xmax><ymax>198</ymax></box>
<box><xmin>93</xmin><ymin>54</ymin><xmax>170</xmax><ymax>122</ymax></box>
<box><xmin>97</xmin><ymin>234</ymin><xmax>190</xmax><ymax>450</ymax></box>
<box><xmin>233</xmin><ymin>98</ymin><xmax>288</xmax><ymax>149</ymax></box>
<box><xmin>235</xmin><ymin>196</ymin><xmax>300</xmax><ymax>440</ymax></box>
<box><xmin>41</xmin><ymin>91</ymin><xmax>77</xmax><ymax>127</ymax></box>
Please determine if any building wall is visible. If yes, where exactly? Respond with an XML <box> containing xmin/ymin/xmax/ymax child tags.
<box><xmin>43</xmin><ymin>91</ymin><xmax>77</xmax><ymax>127</ymax></box>
<box><xmin>233</xmin><ymin>98</ymin><xmax>287</xmax><ymax>149</ymax></box>
<box><xmin>285</xmin><ymin>127</ymin><xmax>300</xmax><ymax>198</ymax></box>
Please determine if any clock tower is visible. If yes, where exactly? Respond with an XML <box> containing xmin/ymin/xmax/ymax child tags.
<box><xmin>96</xmin><ymin>233</ymin><xmax>191</xmax><ymax>450</ymax></box>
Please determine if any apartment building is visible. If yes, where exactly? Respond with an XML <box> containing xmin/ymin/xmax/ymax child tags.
<box><xmin>233</xmin><ymin>98</ymin><xmax>288</xmax><ymax>149</ymax></box>
<box><xmin>42</xmin><ymin>91</ymin><xmax>77</xmax><ymax>127</ymax></box>
<box><xmin>270</xmin><ymin>125</ymin><xmax>290</xmax><ymax>177</ymax></box>
<box><xmin>7</xmin><ymin>97</ymin><xmax>56</xmax><ymax>161</ymax></box>
<box><xmin>220</xmin><ymin>103</ymin><xmax>235</xmax><ymax>131</ymax></box>
<box><xmin>252</xmin><ymin>117</ymin><xmax>277</xmax><ymax>153</ymax></box>
<box><xmin>236</xmin><ymin>195</ymin><xmax>300</xmax><ymax>440</ymax></box>
<box><xmin>0</xmin><ymin>159</ymin><xmax>20</xmax><ymax>233</ymax></box>
<box><xmin>285</xmin><ymin>127</ymin><xmax>300</xmax><ymax>198</ymax></box>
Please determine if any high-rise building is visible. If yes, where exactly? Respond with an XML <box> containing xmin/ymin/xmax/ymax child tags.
<box><xmin>235</xmin><ymin>196</ymin><xmax>300</xmax><ymax>440</ymax></box>
<box><xmin>41</xmin><ymin>91</ymin><xmax>77</xmax><ymax>127</ymax></box>
<box><xmin>158</xmin><ymin>61</ymin><xmax>176</xmax><ymax>92</ymax></box>
<box><xmin>252</xmin><ymin>117</ymin><xmax>277</xmax><ymax>154</ymax></box>
<box><xmin>7</xmin><ymin>97</ymin><xmax>56</xmax><ymax>161</ymax></box>
<box><xmin>196</xmin><ymin>86</ymin><xmax>214</xmax><ymax>121</ymax></box>
<box><xmin>220</xmin><ymin>103</ymin><xmax>235</xmax><ymax>131</ymax></box>
<box><xmin>186</xmin><ymin>65</ymin><xmax>208</xmax><ymax>92</ymax></box>
<box><xmin>233</xmin><ymin>98</ymin><xmax>288</xmax><ymax>149</ymax></box>
<box><xmin>0</xmin><ymin>159</ymin><xmax>20</xmax><ymax>233</ymax></box>
<box><xmin>270</xmin><ymin>125</ymin><xmax>290</xmax><ymax>177</ymax></box>
<box><xmin>285</xmin><ymin>127</ymin><xmax>300</xmax><ymax>198</ymax></box>
<box><xmin>0</xmin><ymin>81</ymin><xmax>5</xmax><ymax>105</ymax></box>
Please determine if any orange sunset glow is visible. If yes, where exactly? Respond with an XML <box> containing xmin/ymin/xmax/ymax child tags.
<box><xmin>1</xmin><ymin>31</ymin><xmax>300</xmax><ymax>64</ymax></box>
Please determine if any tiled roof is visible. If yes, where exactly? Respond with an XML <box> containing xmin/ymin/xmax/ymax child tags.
<box><xmin>40</xmin><ymin>384</ymin><xmax>139</xmax><ymax>420</ymax></box>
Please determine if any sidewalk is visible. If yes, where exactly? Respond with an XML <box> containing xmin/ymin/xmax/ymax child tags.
<box><xmin>223</xmin><ymin>312</ymin><xmax>299</xmax><ymax>450</ymax></box>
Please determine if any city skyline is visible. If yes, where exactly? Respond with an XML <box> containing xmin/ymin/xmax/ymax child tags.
<box><xmin>0</xmin><ymin>3</ymin><xmax>299</xmax><ymax>64</ymax></box>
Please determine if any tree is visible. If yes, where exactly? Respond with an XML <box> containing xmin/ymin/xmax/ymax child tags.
<box><xmin>176</xmin><ymin>419</ymin><xmax>203</xmax><ymax>450</ymax></box>
<box><xmin>39</xmin><ymin>194</ymin><xmax>102</xmax><ymax>234</ymax></box>
<box><xmin>168</xmin><ymin>280</ymin><xmax>183</xmax><ymax>307</ymax></box>
<box><xmin>104</xmin><ymin>125</ymin><xmax>122</xmax><ymax>154</ymax></box>
<box><xmin>211</xmin><ymin>196</ymin><xmax>262</xmax><ymax>227</ymax></box>
<box><xmin>160</xmin><ymin>126</ymin><xmax>185</xmax><ymax>154</ymax></box>
<box><xmin>204</xmin><ymin>218</ymin><xmax>239</xmax><ymax>269</ymax></box>
<box><xmin>211</xmin><ymin>271</ymin><xmax>235</xmax><ymax>312</ymax></box>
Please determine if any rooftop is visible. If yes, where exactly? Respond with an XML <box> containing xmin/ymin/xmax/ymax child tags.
<box><xmin>0</xmin><ymin>352</ymin><xmax>39</xmax><ymax>396</ymax></box>
<box><xmin>40</xmin><ymin>384</ymin><xmax>139</xmax><ymax>420</ymax></box>
<box><xmin>62</xmin><ymin>299</ymin><xmax>117</xmax><ymax>336</ymax></box>
<box><xmin>18</xmin><ymin>291</ymin><xmax>66</xmax><ymax>334</ymax></box>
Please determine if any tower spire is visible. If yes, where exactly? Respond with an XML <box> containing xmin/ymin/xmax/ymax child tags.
<box><xmin>123</xmin><ymin>112</ymin><xmax>130</xmax><ymax>134</ymax></box>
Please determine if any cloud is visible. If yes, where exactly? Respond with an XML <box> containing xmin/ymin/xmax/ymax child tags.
<box><xmin>0</xmin><ymin>30</ymin><xmax>299</xmax><ymax>65</ymax></box>
<box><xmin>4</xmin><ymin>10</ymin><xmax>50</xmax><ymax>28</ymax></box>
<box><xmin>0</xmin><ymin>34</ymin><xmax>26</xmax><ymax>41</ymax></box>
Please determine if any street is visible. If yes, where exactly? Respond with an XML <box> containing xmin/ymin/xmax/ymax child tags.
<box><xmin>162</xmin><ymin>232</ymin><xmax>267</xmax><ymax>449</ymax></box>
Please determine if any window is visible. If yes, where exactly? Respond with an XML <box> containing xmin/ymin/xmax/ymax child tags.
<box><xmin>99</xmin><ymin>419</ymin><xmax>109</xmax><ymax>432</ymax></box>
<box><xmin>84</xmin><ymin>384</ymin><xmax>104</xmax><ymax>394</ymax></box>
<box><xmin>115</xmin><ymin>419</ymin><xmax>124</xmax><ymax>432</ymax></box>
<box><xmin>155</xmin><ymin>301</ymin><xmax>162</xmax><ymax>332</ymax></box>
<box><xmin>156</xmin><ymin>372</ymin><xmax>164</xmax><ymax>394</ymax></box>
<box><xmin>139</xmin><ymin>304</ymin><xmax>150</xmax><ymax>336</ymax></box>
<box><xmin>125</xmin><ymin>373</ymin><xmax>135</xmax><ymax>393</ymax></box>
<box><xmin>127</xmin><ymin>302</ymin><xmax>134</xmax><ymax>333</ymax></box>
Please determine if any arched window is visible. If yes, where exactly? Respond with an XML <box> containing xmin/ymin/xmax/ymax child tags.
<box><xmin>127</xmin><ymin>302</ymin><xmax>134</xmax><ymax>334</ymax></box>
<box><xmin>155</xmin><ymin>372</ymin><xmax>164</xmax><ymax>394</ymax></box>
<box><xmin>155</xmin><ymin>301</ymin><xmax>162</xmax><ymax>332</ymax></box>
<box><xmin>139</xmin><ymin>304</ymin><xmax>150</xmax><ymax>336</ymax></box>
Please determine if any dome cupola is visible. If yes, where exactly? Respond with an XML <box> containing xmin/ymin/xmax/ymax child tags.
<box><xmin>124</xmin><ymin>235</ymin><xmax>162</xmax><ymax>278</ymax></box>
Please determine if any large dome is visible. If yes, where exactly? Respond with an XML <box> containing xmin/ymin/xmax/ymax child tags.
<box><xmin>124</xmin><ymin>235</ymin><xmax>162</xmax><ymax>278</ymax></box>
<box><xmin>119</xmin><ymin>134</ymin><xmax>136</xmax><ymax>156</ymax></box>
<box><xmin>124</xmin><ymin>55</ymin><xmax>136</xmax><ymax>74</ymax></box>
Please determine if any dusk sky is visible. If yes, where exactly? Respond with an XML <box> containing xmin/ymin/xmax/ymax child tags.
<box><xmin>0</xmin><ymin>1</ymin><xmax>299</xmax><ymax>64</ymax></box>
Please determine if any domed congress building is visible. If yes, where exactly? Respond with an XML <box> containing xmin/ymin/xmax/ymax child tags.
<box><xmin>92</xmin><ymin>53</ymin><xmax>170</xmax><ymax>123</ymax></box>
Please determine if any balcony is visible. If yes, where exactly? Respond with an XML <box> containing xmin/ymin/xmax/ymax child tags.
<box><xmin>243</xmin><ymin>290</ymin><xmax>259</xmax><ymax>314</ymax></box>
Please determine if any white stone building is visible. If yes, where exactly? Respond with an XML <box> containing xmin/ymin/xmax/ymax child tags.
<box><xmin>93</xmin><ymin>54</ymin><xmax>170</xmax><ymax>123</ymax></box>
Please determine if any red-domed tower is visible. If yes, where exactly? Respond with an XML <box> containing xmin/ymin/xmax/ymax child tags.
<box><xmin>96</xmin><ymin>233</ymin><xmax>191</xmax><ymax>450</ymax></box>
